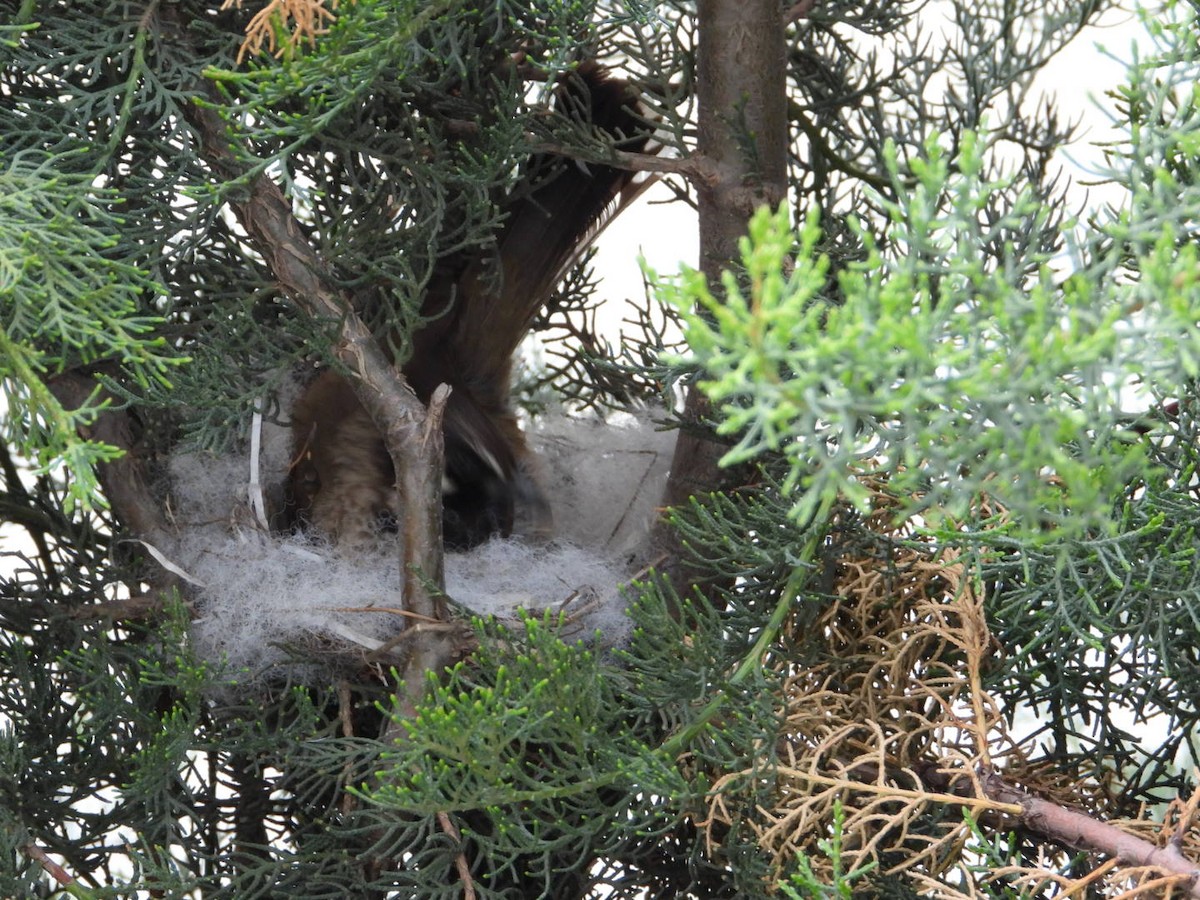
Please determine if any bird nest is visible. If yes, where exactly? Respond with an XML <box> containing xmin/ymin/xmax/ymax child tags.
<box><xmin>161</xmin><ymin>403</ymin><xmax>674</xmax><ymax>686</ymax></box>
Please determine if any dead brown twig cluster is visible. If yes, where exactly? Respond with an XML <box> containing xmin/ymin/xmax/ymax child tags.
<box><xmin>219</xmin><ymin>0</ymin><xmax>341</xmax><ymax>62</ymax></box>
<box><xmin>702</xmin><ymin>480</ymin><xmax>1200</xmax><ymax>897</ymax></box>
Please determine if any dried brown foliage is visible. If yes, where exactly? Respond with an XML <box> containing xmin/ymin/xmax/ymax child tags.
<box><xmin>220</xmin><ymin>0</ymin><xmax>342</xmax><ymax>61</ymax></box>
<box><xmin>702</xmin><ymin>480</ymin><xmax>1200</xmax><ymax>897</ymax></box>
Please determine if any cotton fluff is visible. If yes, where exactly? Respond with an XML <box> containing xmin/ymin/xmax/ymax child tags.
<box><xmin>530</xmin><ymin>410</ymin><xmax>675</xmax><ymax>563</ymax></box>
<box><xmin>166</xmin><ymin>408</ymin><xmax>674</xmax><ymax>683</ymax></box>
<box><xmin>187</xmin><ymin>534</ymin><xmax>405</xmax><ymax>681</ymax></box>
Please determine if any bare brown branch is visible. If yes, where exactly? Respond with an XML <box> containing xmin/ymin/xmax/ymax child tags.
<box><xmin>530</xmin><ymin>141</ymin><xmax>718</xmax><ymax>182</ymax></box>
<box><xmin>184</xmin><ymin>87</ymin><xmax>453</xmax><ymax>700</ymax></box>
<box><xmin>20</xmin><ymin>844</ymin><xmax>75</xmax><ymax>889</ymax></box>
<box><xmin>438</xmin><ymin>812</ymin><xmax>477</xmax><ymax>900</ymax></box>
<box><xmin>47</xmin><ymin>372</ymin><xmax>172</xmax><ymax>547</ymax></box>
<box><xmin>983</xmin><ymin>774</ymin><xmax>1200</xmax><ymax>898</ymax></box>
<box><xmin>68</xmin><ymin>592</ymin><xmax>176</xmax><ymax>622</ymax></box>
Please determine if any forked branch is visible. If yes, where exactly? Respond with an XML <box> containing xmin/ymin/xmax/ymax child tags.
<box><xmin>185</xmin><ymin>86</ymin><xmax>452</xmax><ymax>672</ymax></box>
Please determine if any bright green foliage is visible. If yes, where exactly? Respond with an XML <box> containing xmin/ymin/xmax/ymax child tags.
<box><xmin>780</xmin><ymin>801</ymin><xmax>877</xmax><ymax>900</ymax></box>
<box><xmin>370</xmin><ymin>615</ymin><xmax>678</xmax><ymax>815</ymax></box>
<box><xmin>364</xmin><ymin>612</ymin><xmax>699</xmax><ymax>895</ymax></box>
<box><xmin>658</xmin><ymin>3</ymin><xmax>1200</xmax><ymax>892</ymax></box>
<box><xmin>0</xmin><ymin>154</ymin><xmax>180</xmax><ymax>510</ymax></box>
<box><xmin>664</xmin><ymin>130</ymin><xmax>1200</xmax><ymax>538</ymax></box>
<box><xmin>356</xmin><ymin>556</ymin><xmax>804</xmax><ymax>897</ymax></box>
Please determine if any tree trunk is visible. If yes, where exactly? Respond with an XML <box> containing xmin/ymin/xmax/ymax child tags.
<box><xmin>656</xmin><ymin>0</ymin><xmax>789</xmax><ymax>590</ymax></box>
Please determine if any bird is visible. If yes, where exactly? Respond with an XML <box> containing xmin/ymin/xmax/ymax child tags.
<box><xmin>286</xmin><ymin>63</ymin><xmax>653</xmax><ymax>550</ymax></box>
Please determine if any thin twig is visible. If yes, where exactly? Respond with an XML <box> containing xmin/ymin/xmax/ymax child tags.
<box><xmin>69</xmin><ymin>593</ymin><xmax>175</xmax><ymax>621</ymax></box>
<box><xmin>1046</xmin><ymin>858</ymin><xmax>1120</xmax><ymax>900</ymax></box>
<box><xmin>21</xmin><ymin>844</ymin><xmax>93</xmax><ymax>897</ymax></box>
<box><xmin>327</xmin><ymin>606</ymin><xmax>442</xmax><ymax>623</ymax></box>
<box><xmin>437</xmin><ymin>812</ymin><xmax>477</xmax><ymax>900</ymax></box>
<box><xmin>776</xmin><ymin>766</ymin><xmax>1025</xmax><ymax>816</ymax></box>
<box><xmin>983</xmin><ymin>773</ymin><xmax>1200</xmax><ymax>898</ymax></box>
<box><xmin>338</xmin><ymin>680</ymin><xmax>359</xmax><ymax>815</ymax></box>
<box><xmin>531</xmin><ymin>141</ymin><xmax>717</xmax><ymax>183</ymax></box>
<box><xmin>365</xmin><ymin>621</ymin><xmax>465</xmax><ymax>666</ymax></box>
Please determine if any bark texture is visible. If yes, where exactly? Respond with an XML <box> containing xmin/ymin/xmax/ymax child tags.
<box><xmin>657</xmin><ymin>0</ymin><xmax>789</xmax><ymax>589</ymax></box>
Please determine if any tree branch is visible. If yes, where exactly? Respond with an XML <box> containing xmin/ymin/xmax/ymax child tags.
<box><xmin>654</xmin><ymin>0</ymin><xmax>789</xmax><ymax>592</ymax></box>
<box><xmin>46</xmin><ymin>373</ymin><xmax>170</xmax><ymax>549</ymax></box>
<box><xmin>805</xmin><ymin>756</ymin><xmax>1200</xmax><ymax>893</ymax></box>
<box><xmin>20</xmin><ymin>844</ymin><xmax>88</xmax><ymax>897</ymax></box>
<box><xmin>184</xmin><ymin>88</ymin><xmax>454</xmax><ymax>679</ymax></box>
<box><xmin>529</xmin><ymin>140</ymin><xmax>718</xmax><ymax>182</ymax></box>
<box><xmin>909</xmin><ymin>760</ymin><xmax>1200</xmax><ymax>893</ymax></box>
<box><xmin>982</xmin><ymin>772</ymin><xmax>1200</xmax><ymax>897</ymax></box>
<box><xmin>67</xmin><ymin>592</ymin><xmax>175</xmax><ymax>622</ymax></box>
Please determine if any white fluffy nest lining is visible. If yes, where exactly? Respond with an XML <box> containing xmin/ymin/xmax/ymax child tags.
<box><xmin>164</xmin><ymin>410</ymin><xmax>674</xmax><ymax>682</ymax></box>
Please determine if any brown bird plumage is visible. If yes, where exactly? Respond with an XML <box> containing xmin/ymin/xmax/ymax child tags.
<box><xmin>287</xmin><ymin>64</ymin><xmax>652</xmax><ymax>550</ymax></box>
